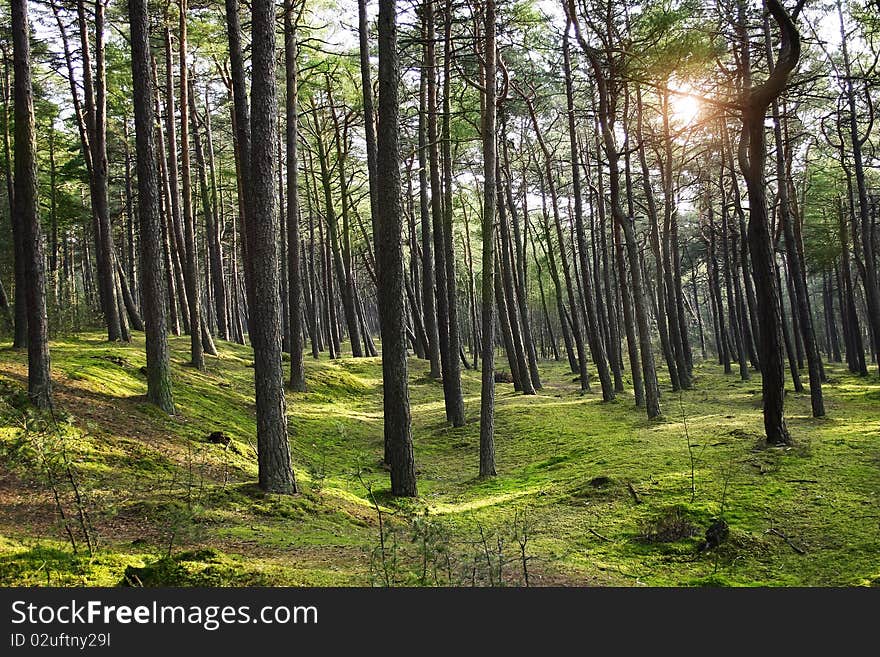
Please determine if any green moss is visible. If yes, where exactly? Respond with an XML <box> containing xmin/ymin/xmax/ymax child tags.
<box><xmin>121</xmin><ymin>549</ymin><xmax>272</xmax><ymax>587</ymax></box>
<box><xmin>0</xmin><ymin>331</ymin><xmax>878</xmax><ymax>586</ymax></box>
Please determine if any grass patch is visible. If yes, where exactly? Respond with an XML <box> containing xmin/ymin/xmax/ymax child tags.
<box><xmin>0</xmin><ymin>331</ymin><xmax>877</xmax><ymax>586</ymax></box>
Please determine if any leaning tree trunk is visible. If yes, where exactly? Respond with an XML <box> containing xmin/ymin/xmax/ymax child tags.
<box><xmin>764</xmin><ymin>16</ymin><xmax>823</xmax><ymax>416</ymax></box>
<box><xmin>738</xmin><ymin>0</ymin><xmax>800</xmax><ymax>445</ymax></box>
<box><xmin>564</xmin><ymin>24</ymin><xmax>613</xmax><ymax>401</ymax></box>
<box><xmin>568</xmin><ymin>6</ymin><xmax>660</xmax><ymax>417</ymax></box>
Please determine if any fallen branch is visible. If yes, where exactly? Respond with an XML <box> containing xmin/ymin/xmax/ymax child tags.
<box><xmin>627</xmin><ymin>482</ymin><xmax>642</xmax><ymax>505</ymax></box>
<box><xmin>766</xmin><ymin>528</ymin><xmax>806</xmax><ymax>555</ymax></box>
<box><xmin>588</xmin><ymin>527</ymin><xmax>611</xmax><ymax>542</ymax></box>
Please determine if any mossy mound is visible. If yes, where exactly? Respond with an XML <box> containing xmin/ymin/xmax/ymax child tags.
<box><xmin>121</xmin><ymin>549</ymin><xmax>271</xmax><ymax>587</ymax></box>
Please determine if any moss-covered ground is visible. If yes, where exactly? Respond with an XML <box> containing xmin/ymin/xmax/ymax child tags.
<box><xmin>0</xmin><ymin>332</ymin><xmax>877</xmax><ymax>586</ymax></box>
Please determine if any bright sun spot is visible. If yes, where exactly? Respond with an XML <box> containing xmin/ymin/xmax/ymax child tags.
<box><xmin>670</xmin><ymin>89</ymin><xmax>701</xmax><ymax>125</ymax></box>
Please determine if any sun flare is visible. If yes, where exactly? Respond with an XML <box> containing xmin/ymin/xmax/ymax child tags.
<box><xmin>670</xmin><ymin>89</ymin><xmax>701</xmax><ymax>125</ymax></box>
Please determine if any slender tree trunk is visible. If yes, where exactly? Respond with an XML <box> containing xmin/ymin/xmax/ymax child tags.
<box><xmin>82</xmin><ymin>0</ymin><xmax>122</xmax><ymax>342</ymax></box>
<box><xmin>564</xmin><ymin>25</ymin><xmax>613</xmax><ymax>400</ymax></box>
<box><xmin>163</xmin><ymin>27</ymin><xmax>190</xmax><ymax>333</ymax></box>
<box><xmin>720</xmin><ymin>175</ymin><xmax>748</xmax><ymax>380</ymax></box>
<box><xmin>496</xmin><ymin>169</ymin><xmax>532</xmax><ymax>393</ymax></box>
<box><xmin>178</xmin><ymin>1</ymin><xmax>207</xmax><ymax>368</ymax></box>
<box><xmin>722</xmin><ymin>122</ymin><xmax>761</xmax><ymax>370</ymax></box>
<box><xmin>285</xmin><ymin>1</ymin><xmax>306</xmax><ymax>391</ymax></box>
<box><xmin>522</xmin><ymin>93</ymin><xmax>590</xmax><ymax>392</ymax></box>
<box><xmin>576</xmin><ymin>34</ymin><xmax>660</xmax><ymax>416</ymax></box>
<box><xmin>204</xmin><ymin>88</ymin><xmax>229</xmax><ymax>341</ymax></box>
<box><xmin>635</xmin><ymin>86</ymin><xmax>679</xmax><ymax>391</ymax></box>
<box><xmin>358</xmin><ymin>0</ymin><xmax>379</xmax><ymax>239</ymax></box>
<box><xmin>537</xmin><ymin>168</ymin><xmax>577</xmax><ymax>373</ymax></box>
<box><xmin>324</xmin><ymin>79</ymin><xmax>363</xmax><ymax>357</ymax></box>
<box><xmin>479</xmin><ymin>0</ymin><xmax>497</xmax><ymax>478</ymax></box>
<box><xmin>591</xmin><ymin>141</ymin><xmax>624</xmax><ymax>390</ymax></box>
<box><xmin>2</xmin><ymin>51</ymin><xmax>27</xmax><ymax>348</ymax></box>
<box><xmin>225</xmin><ymin>0</ymin><xmax>253</xmax><ymax>331</ymax></box>
<box><xmin>417</xmin><ymin>55</ymin><xmax>442</xmax><ymax>379</ymax></box>
<box><xmin>838</xmin><ymin>0</ymin><xmax>880</xmax><ymax>376</ymax></box>
<box><xmin>659</xmin><ymin>88</ymin><xmax>692</xmax><ymax>386</ymax></box>
<box><xmin>440</xmin><ymin>0</ymin><xmax>466</xmax><ymax>422</ymax></box>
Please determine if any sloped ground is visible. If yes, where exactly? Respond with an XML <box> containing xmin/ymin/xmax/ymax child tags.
<box><xmin>0</xmin><ymin>332</ymin><xmax>877</xmax><ymax>586</ymax></box>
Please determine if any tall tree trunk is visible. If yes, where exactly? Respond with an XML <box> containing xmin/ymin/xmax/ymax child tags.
<box><xmin>536</xmin><ymin>168</ymin><xmax>577</xmax><ymax>374</ymax></box>
<box><xmin>376</xmin><ymin>0</ymin><xmax>417</xmax><ymax>496</ymax></box>
<box><xmin>82</xmin><ymin>0</ymin><xmax>122</xmax><ymax>342</ymax></box>
<box><xmin>660</xmin><ymin>88</ymin><xmax>692</xmax><ymax>386</ymax></box>
<box><xmin>2</xmin><ymin>51</ymin><xmax>27</xmax><ymax>348</ymax></box>
<box><xmin>204</xmin><ymin>87</ymin><xmax>229</xmax><ymax>341</ymax></box>
<box><xmin>163</xmin><ymin>27</ymin><xmax>190</xmax><ymax>333</ymax></box>
<box><xmin>123</xmin><ymin>119</ymin><xmax>138</xmax><ymax>305</ymax></box>
<box><xmin>178</xmin><ymin>1</ymin><xmax>207</xmax><ymax>368</ymax></box>
<box><xmin>324</xmin><ymin>79</ymin><xmax>363</xmax><ymax>357</ymax></box>
<box><xmin>250</xmin><ymin>0</ymin><xmax>297</xmax><ymax>494</ymax></box>
<box><xmin>128</xmin><ymin>0</ymin><xmax>174</xmax><ymax>412</ymax></box>
<box><xmin>225</xmin><ymin>0</ymin><xmax>253</xmax><ymax>330</ymax></box>
<box><xmin>12</xmin><ymin>0</ymin><xmax>51</xmax><ymax>408</ymax></box>
<box><xmin>590</xmin><ymin>140</ymin><xmax>624</xmax><ymax>390</ymax></box>
<box><xmin>838</xmin><ymin>197</ymin><xmax>867</xmax><ymax>374</ymax></box>
<box><xmin>568</xmin><ymin>9</ymin><xmax>660</xmax><ymax>417</ymax></box>
<box><xmin>738</xmin><ymin>0</ymin><xmax>799</xmax><ymax>445</ymax></box>
<box><xmin>358</xmin><ymin>0</ymin><xmax>379</xmax><ymax>238</ymax></box>
<box><xmin>564</xmin><ymin>24</ymin><xmax>613</xmax><ymax>401</ymax></box>
<box><xmin>522</xmin><ymin>92</ymin><xmax>591</xmax><ymax>392</ymax></box>
<box><xmin>496</xmin><ymin>167</ymin><xmax>532</xmax><ymax>394</ymax></box>
<box><xmin>720</xmin><ymin>174</ymin><xmax>748</xmax><ymax>380</ymax></box>
<box><xmin>188</xmin><ymin>77</ymin><xmax>224</xmax><ymax>342</ymax></box>
<box><xmin>722</xmin><ymin>121</ymin><xmax>761</xmax><ymax>370</ymax></box>
<box><xmin>635</xmin><ymin>86</ymin><xmax>679</xmax><ymax>391</ymax></box>
<box><xmin>440</xmin><ymin>0</ymin><xmax>467</xmax><ymax>422</ymax></box>
<box><xmin>838</xmin><ymin>0</ymin><xmax>880</xmax><ymax>376</ymax></box>
<box><xmin>479</xmin><ymin>0</ymin><xmax>497</xmax><ymax>478</ymax></box>
<box><xmin>285</xmin><ymin>0</ymin><xmax>306</xmax><ymax>391</ymax></box>
<box><xmin>417</xmin><ymin>54</ymin><xmax>442</xmax><ymax>379</ymax></box>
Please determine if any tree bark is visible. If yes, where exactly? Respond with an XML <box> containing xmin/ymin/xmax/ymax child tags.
<box><xmin>377</xmin><ymin>0</ymin><xmax>418</xmax><ymax>496</ymax></box>
<box><xmin>250</xmin><ymin>0</ymin><xmax>297</xmax><ymax>494</ymax></box>
<box><xmin>285</xmin><ymin>0</ymin><xmax>306</xmax><ymax>391</ymax></box>
<box><xmin>128</xmin><ymin>0</ymin><xmax>174</xmax><ymax>413</ymax></box>
<box><xmin>737</xmin><ymin>0</ymin><xmax>799</xmax><ymax>445</ymax></box>
<box><xmin>479</xmin><ymin>0</ymin><xmax>497</xmax><ymax>478</ymax></box>
<box><xmin>12</xmin><ymin>0</ymin><xmax>51</xmax><ymax>408</ymax></box>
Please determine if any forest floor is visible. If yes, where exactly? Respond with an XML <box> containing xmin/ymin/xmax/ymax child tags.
<box><xmin>0</xmin><ymin>332</ymin><xmax>878</xmax><ymax>586</ymax></box>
